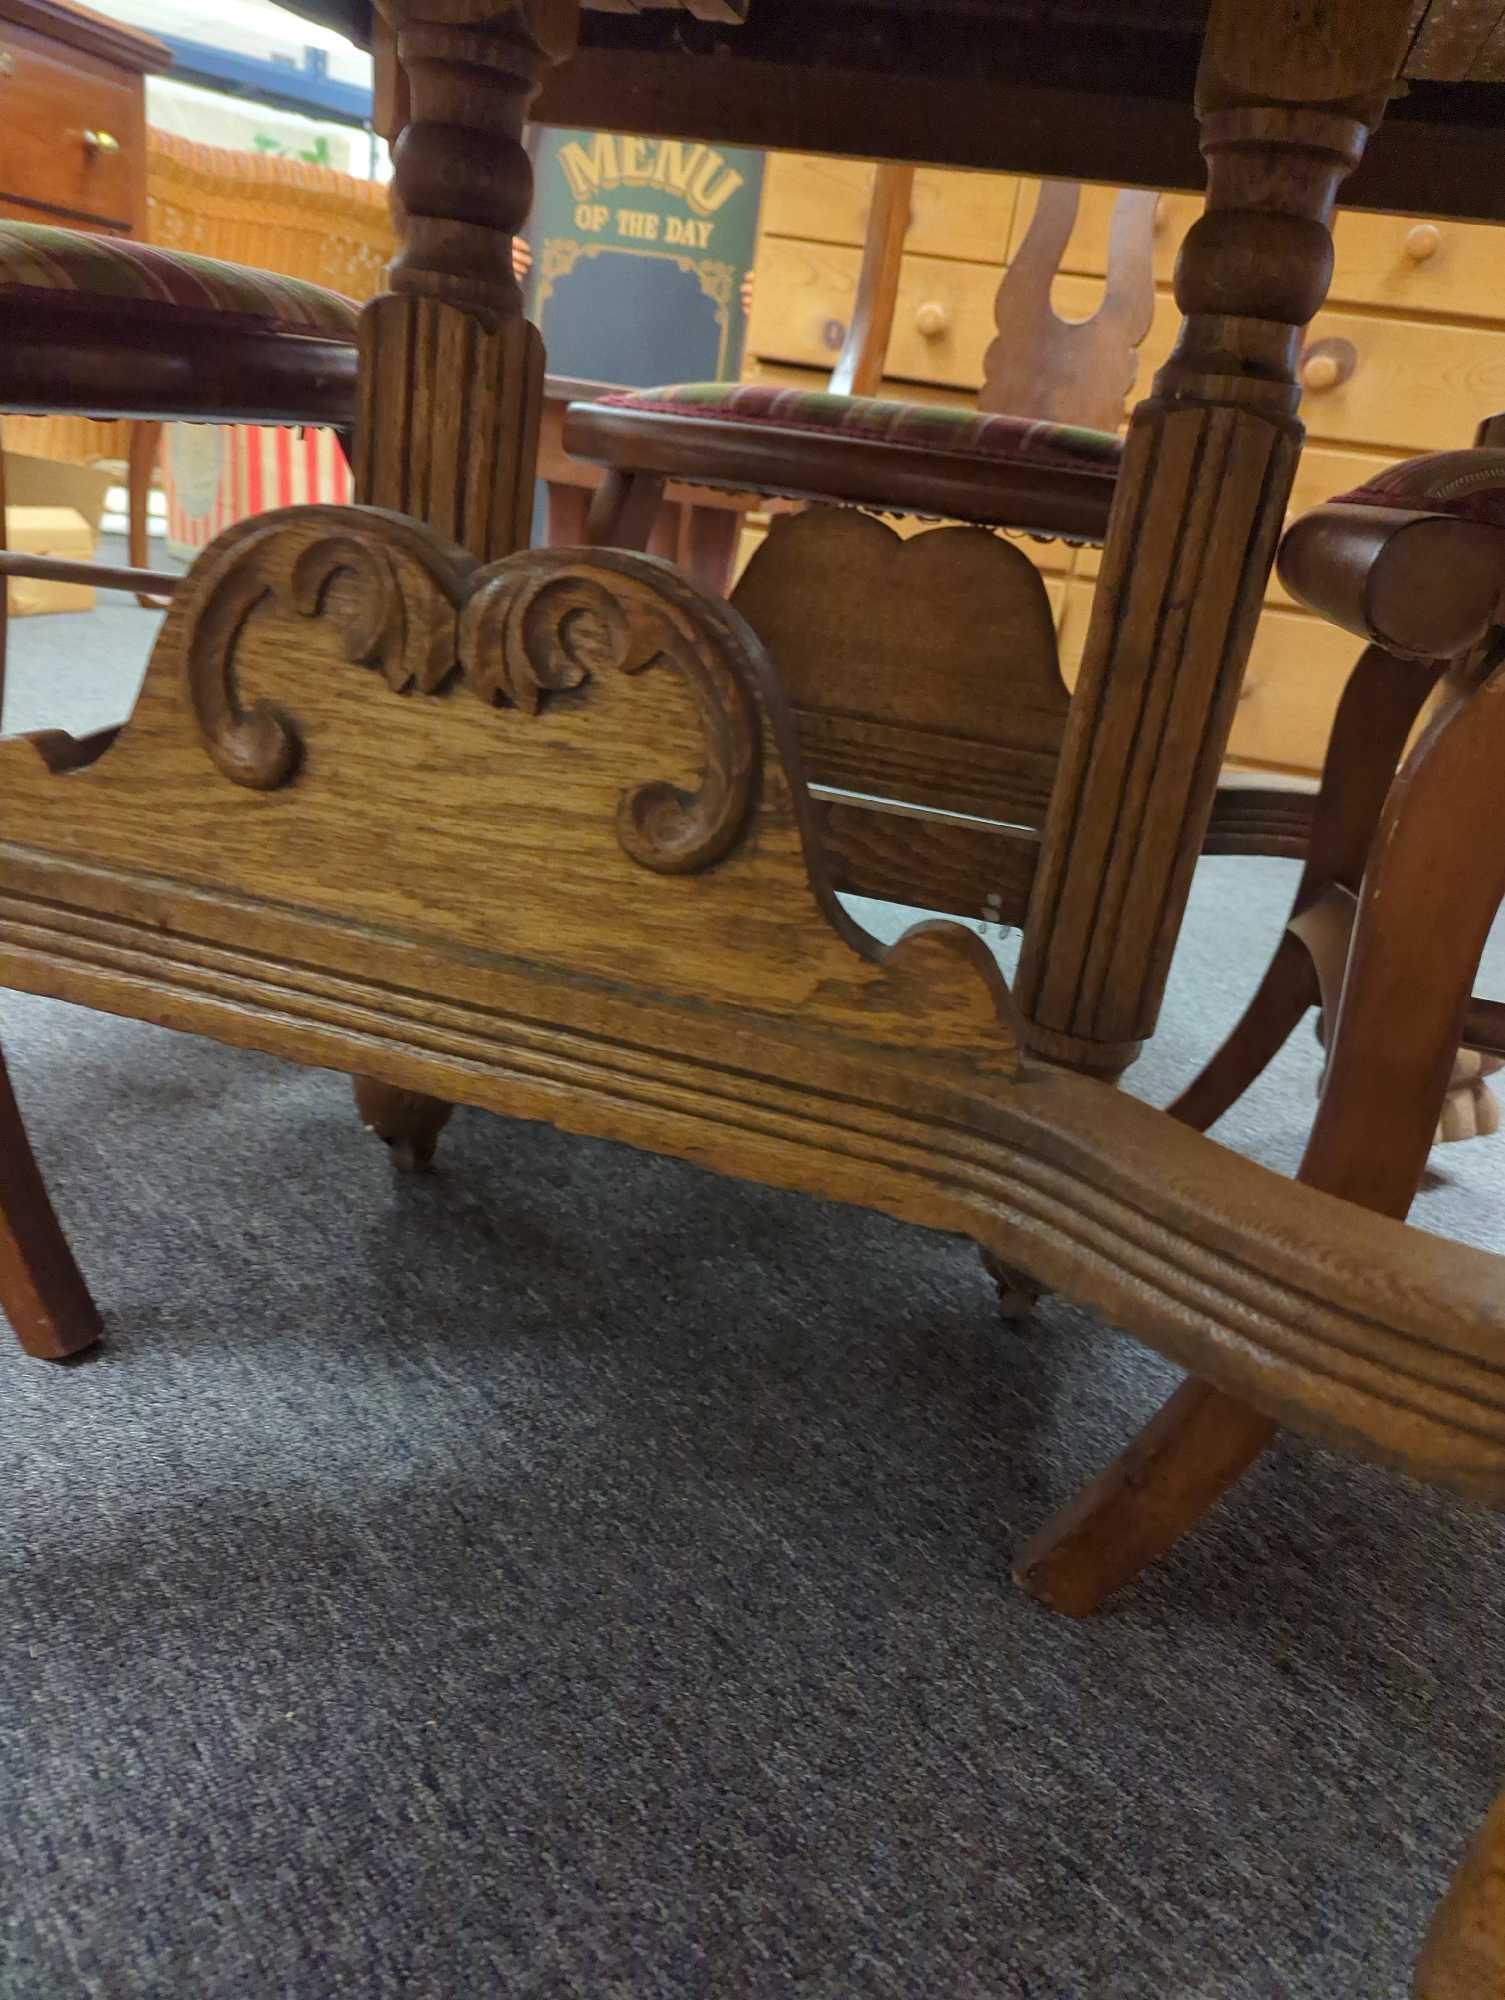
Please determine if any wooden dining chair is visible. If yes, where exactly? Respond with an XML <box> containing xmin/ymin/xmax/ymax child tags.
<box><xmin>566</xmin><ymin>173</ymin><xmax>1159</xmax><ymax>565</ymax></box>
<box><xmin>560</xmin><ymin>181</ymin><xmax>1318</xmax><ymax>963</ymax></box>
<box><xmin>0</xmin><ymin>221</ymin><xmax>367</xmax><ymax>1358</ymax></box>
<box><xmin>1015</xmin><ymin>420</ymin><xmax>1505</xmax><ymax>1616</ymax></box>
<box><xmin>541</xmin><ymin>163</ymin><xmax>920</xmax><ymax>592</ymax></box>
<box><xmin>0</xmin><ymin>220</ymin><xmax>363</xmax><ymax>720</ymax></box>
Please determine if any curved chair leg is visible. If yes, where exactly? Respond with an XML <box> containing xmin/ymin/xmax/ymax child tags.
<box><xmin>127</xmin><ymin>423</ymin><xmax>171</xmax><ymax>609</ymax></box>
<box><xmin>1017</xmin><ymin>651</ymin><xmax>1503</xmax><ymax>1615</ymax></box>
<box><xmin>352</xmin><ymin>1075</ymin><xmax>455</xmax><ymax>1171</ymax></box>
<box><xmin>1168</xmin><ymin>926</ymin><xmax>1320</xmax><ymax>1131</ymax></box>
<box><xmin>1171</xmin><ymin>644</ymin><xmax>1435</xmax><ymax>1133</ymax></box>
<box><xmin>1415</xmin><ymin>1788</ymin><xmax>1505</xmax><ymax>1998</ymax></box>
<box><xmin>585</xmin><ymin>468</ymin><xmax>667</xmax><ymax>553</ymax></box>
<box><xmin>679</xmin><ymin>504</ymin><xmax>744</xmax><ymax>596</ymax></box>
<box><xmin>1013</xmin><ymin>1382</ymin><xmax>1278</xmax><ymax>1615</ymax></box>
<box><xmin>0</xmin><ymin>1041</ymin><xmax>101</xmax><ymax>1358</ymax></box>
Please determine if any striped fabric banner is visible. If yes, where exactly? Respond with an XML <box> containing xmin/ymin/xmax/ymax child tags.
<box><xmin>165</xmin><ymin>423</ymin><xmax>352</xmax><ymax>559</ymax></box>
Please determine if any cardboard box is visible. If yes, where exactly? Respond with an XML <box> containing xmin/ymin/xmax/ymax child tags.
<box><xmin>4</xmin><ymin>505</ymin><xmax>95</xmax><ymax>618</ymax></box>
<box><xmin>3</xmin><ymin>454</ymin><xmax>110</xmax><ymax>535</ymax></box>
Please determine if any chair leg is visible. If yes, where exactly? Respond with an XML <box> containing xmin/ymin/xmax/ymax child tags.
<box><xmin>127</xmin><ymin>423</ymin><xmax>171</xmax><ymax>609</ymax></box>
<box><xmin>0</xmin><ymin>422</ymin><xmax>9</xmax><ymax>733</ymax></box>
<box><xmin>678</xmin><ymin>504</ymin><xmax>743</xmax><ymax>596</ymax></box>
<box><xmin>544</xmin><ymin>479</ymin><xmax>591</xmax><ymax>548</ymax></box>
<box><xmin>585</xmin><ymin>469</ymin><xmax>667</xmax><ymax>553</ymax></box>
<box><xmin>1415</xmin><ymin>1787</ymin><xmax>1505</xmax><ymax>1998</ymax></box>
<box><xmin>1013</xmin><ymin>1382</ymin><xmax>1278</xmax><ymax>1615</ymax></box>
<box><xmin>352</xmin><ymin>1075</ymin><xmax>455</xmax><ymax>1171</ymax></box>
<box><xmin>0</xmin><ymin>1040</ymin><xmax>102</xmax><ymax>1358</ymax></box>
<box><xmin>1168</xmin><ymin>926</ymin><xmax>1320</xmax><ymax>1131</ymax></box>
<box><xmin>1017</xmin><ymin>649</ymin><xmax>1503</xmax><ymax>1615</ymax></box>
<box><xmin>978</xmin><ymin>1247</ymin><xmax>1044</xmax><ymax>1322</ymax></box>
<box><xmin>1171</xmin><ymin>643</ymin><xmax>1435</xmax><ymax>1133</ymax></box>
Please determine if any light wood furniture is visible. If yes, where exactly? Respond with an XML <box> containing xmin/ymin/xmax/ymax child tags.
<box><xmin>742</xmin><ymin>155</ymin><xmax>1505</xmax><ymax>782</ymax></box>
<box><xmin>8</xmin><ymin>1</ymin><xmax>1505</xmax><ymax>1987</ymax></box>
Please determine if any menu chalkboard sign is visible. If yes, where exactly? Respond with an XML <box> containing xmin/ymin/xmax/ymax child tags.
<box><xmin>525</xmin><ymin>128</ymin><xmax>765</xmax><ymax>387</ymax></box>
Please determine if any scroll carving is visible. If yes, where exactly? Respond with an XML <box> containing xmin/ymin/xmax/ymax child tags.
<box><xmin>183</xmin><ymin>507</ymin><xmax>759</xmax><ymax>875</ymax></box>
<box><xmin>186</xmin><ymin>508</ymin><xmax>474</xmax><ymax>790</ymax></box>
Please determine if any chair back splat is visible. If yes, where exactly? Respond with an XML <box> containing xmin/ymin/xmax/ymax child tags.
<box><xmin>981</xmin><ymin>180</ymin><xmax>1159</xmax><ymax>430</ymax></box>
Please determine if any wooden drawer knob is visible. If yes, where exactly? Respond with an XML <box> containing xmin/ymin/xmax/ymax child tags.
<box><xmin>83</xmin><ymin>130</ymin><xmax>120</xmax><ymax>157</ymax></box>
<box><xmin>1299</xmin><ymin>338</ymin><xmax>1358</xmax><ymax>393</ymax></box>
<box><xmin>914</xmin><ymin>300</ymin><xmax>949</xmax><ymax>339</ymax></box>
<box><xmin>1404</xmin><ymin>222</ymin><xmax>1442</xmax><ymax>262</ymax></box>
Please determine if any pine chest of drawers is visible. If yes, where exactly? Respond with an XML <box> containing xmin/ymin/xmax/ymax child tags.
<box><xmin>742</xmin><ymin>153</ymin><xmax>1505</xmax><ymax>778</ymax></box>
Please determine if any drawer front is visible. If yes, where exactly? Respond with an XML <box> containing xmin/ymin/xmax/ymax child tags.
<box><xmin>1292</xmin><ymin>305</ymin><xmax>1505</xmax><ymax>453</ymax></box>
<box><xmin>749</xmin><ymin>239</ymin><xmax>1180</xmax><ymax>397</ymax></box>
<box><xmin>1012</xmin><ymin>182</ymin><xmax>1505</xmax><ymax>324</ymax></box>
<box><xmin>0</xmin><ymin>26</ymin><xmax>138</xmax><ymax>231</ymax></box>
<box><xmin>888</xmin><ymin>262</ymin><xmax>1180</xmax><ymax>397</ymax></box>
<box><xmin>760</xmin><ymin>152</ymin><xmax>1019</xmax><ymax>265</ymax></box>
<box><xmin>1057</xmin><ymin>577</ymin><xmax>1359</xmax><ymax>776</ymax></box>
<box><xmin>747</xmin><ymin>235</ymin><xmax>862</xmax><ymax>371</ymax></box>
<box><xmin>1324</xmin><ymin>209</ymin><xmax>1505</xmax><ymax>322</ymax></box>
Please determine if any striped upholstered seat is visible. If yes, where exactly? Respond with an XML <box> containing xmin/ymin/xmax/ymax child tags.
<box><xmin>594</xmin><ymin>382</ymin><xmax>1123</xmax><ymax>479</ymax></box>
<box><xmin>567</xmin><ymin>382</ymin><xmax>1124</xmax><ymax>544</ymax></box>
<box><xmin>0</xmin><ymin>221</ymin><xmax>359</xmax><ymax>342</ymax></box>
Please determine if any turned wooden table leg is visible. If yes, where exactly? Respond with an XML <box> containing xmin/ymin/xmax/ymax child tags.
<box><xmin>1021</xmin><ymin>648</ymin><xmax>1505</xmax><ymax>1615</ymax></box>
<box><xmin>1416</xmin><ymin>1789</ymin><xmax>1505</xmax><ymax>1998</ymax></box>
<box><xmin>353</xmin><ymin>1075</ymin><xmax>456</xmax><ymax>1171</ymax></box>
<box><xmin>1015</xmin><ymin>5</ymin><xmax>1417</xmax><ymax>1076</ymax></box>
<box><xmin>0</xmin><ymin>1040</ymin><xmax>101</xmax><ymax>1358</ymax></box>
<box><xmin>1011</xmin><ymin>0</ymin><xmax>1423</xmax><ymax>1612</ymax></box>
<box><xmin>351</xmin><ymin>0</ymin><xmax>579</xmax><ymax>1165</ymax></box>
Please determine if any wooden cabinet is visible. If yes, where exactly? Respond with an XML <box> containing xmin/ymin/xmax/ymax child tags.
<box><xmin>743</xmin><ymin>152</ymin><xmax>1505</xmax><ymax>776</ymax></box>
<box><xmin>0</xmin><ymin>0</ymin><xmax>163</xmax><ymax>238</ymax></box>
<box><xmin>0</xmin><ymin>0</ymin><xmax>165</xmax><ymax>468</ymax></box>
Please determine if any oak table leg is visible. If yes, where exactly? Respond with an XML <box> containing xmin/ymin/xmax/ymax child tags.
<box><xmin>1016</xmin><ymin>3</ymin><xmax>1419</xmax><ymax>1073</ymax></box>
<box><xmin>1021</xmin><ymin>649</ymin><xmax>1505</xmax><ymax>1614</ymax></box>
<box><xmin>1009</xmin><ymin>0</ymin><xmax>1422</xmax><ymax>1612</ymax></box>
<box><xmin>351</xmin><ymin>0</ymin><xmax>578</xmax><ymax>1166</ymax></box>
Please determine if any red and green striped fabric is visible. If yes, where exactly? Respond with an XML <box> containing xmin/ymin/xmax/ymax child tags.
<box><xmin>1329</xmin><ymin>448</ymin><xmax>1505</xmax><ymax>531</ymax></box>
<box><xmin>597</xmin><ymin>382</ymin><xmax>1123</xmax><ymax>476</ymax></box>
<box><xmin>0</xmin><ymin>221</ymin><xmax>359</xmax><ymax>341</ymax></box>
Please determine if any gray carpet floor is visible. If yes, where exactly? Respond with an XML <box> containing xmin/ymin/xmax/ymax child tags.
<box><xmin>4</xmin><ymin>561</ymin><xmax>1504</xmax><ymax>1998</ymax></box>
